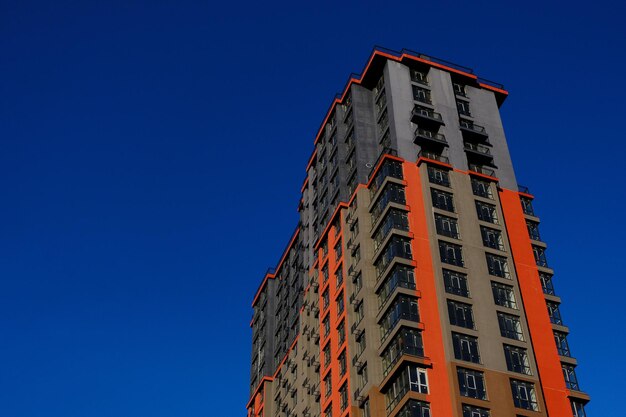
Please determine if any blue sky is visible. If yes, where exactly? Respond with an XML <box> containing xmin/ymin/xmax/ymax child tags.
<box><xmin>1</xmin><ymin>1</ymin><xmax>624</xmax><ymax>416</ymax></box>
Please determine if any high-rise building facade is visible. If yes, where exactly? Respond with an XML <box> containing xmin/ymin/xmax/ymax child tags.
<box><xmin>247</xmin><ymin>47</ymin><xmax>589</xmax><ymax>417</ymax></box>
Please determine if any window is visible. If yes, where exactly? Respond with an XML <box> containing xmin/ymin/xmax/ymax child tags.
<box><xmin>360</xmin><ymin>364</ymin><xmax>369</xmax><ymax>387</ymax></box>
<box><xmin>377</xmin><ymin>264</ymin><xmax>416</xmax><ymax>308</ymax></box>
<box><xmin>520</xmin><ymin>197</ymin><xmax>534</xmax><ymax>215</ymax></box>
<box><xmin>335</xmin><ymin>267</ymin><xmax>344</xmax><ymax>288</ymax></box>
<box><xmin>453</xmin><ymin>83</ymin><xmax>466</xmax><ymax>96</ymax></box>
<box><xmin>510</xmin><ymin>379</ymin><xmax>538</xmax><ymax>411</ymax></box>
<box><xmin>411</xmin><ymin>69</ymin><xmax>428</xmax><ymax>84</ymax></box>
<box><xmin>398</xmin><ymin>400</ymin><xmax>431</xmax><ymax>417</ymax></box>
<box><xmin>539</xmin><ymin>273</ymin><xmax>555</xmax><ymax>295</ymax></box>
<box><xmin>334</xmin><ymin>240</ymin><xmax>342</xmax><ymax>261</ymax></box>
<box><xmin>380</xmin><ymin>295</ymin><xmax>420</xmax><ymax>340</ymax></box>
<box><xmin>338</xmin><ymin>351</ymin><xmax>346</xmax><ymax>376</ymax></box>
<box><xmin>322</xmin><ymin>289</ymin><xmax>330</xmax><ymax>310</ymax></box>
<box><xmin>486</xmin><ymin>253</ymin><xmax>510</xmax><ymax>278</ymax></box>
<box><xmin>554</xmin><ymin>331</ymin><xmax>571</xmax><ymax>356</ymax></box>
<box><xmin>322</xmin><ymin>264</ymin><xmax>329</xmax><ymax>283</ymax></box>
<box><xmin>562</xmin><ymin>364</ymin><xmax>580</xmax><ymax>390</ymax></box>
<box><xmin>481</xmin><ymin>226</ymin><xmax>505</xmax><ymax>250</ymax></box>
<box><xmin>323</xmin><ymin>343</ymin><xmax>331</xmax><ymax>367</ymax></box>
<box><xmin>323</xmin><ymin>316</ymin><xmax>331</xmax><ymax>337</ymax></box>
<box><xmin>381</xmin><ymin>328</ymin><xmax>424</xmax><ymax>375</ymax></box>
<box><xmin>385</xmin><ymin>365</ymin><xmax>429</xmax><ymax>412</ymax></box>
<box><xmin>457</xmin><ymin>368</ymin><xmax>486</xmax><ymax>400</ymax></box>
<box><xmin>337</xmin><ymin>320</ymin><xmax>345</xmax><ymax>346</ymax></box>
<box><xmin>428</xmin><ymin>166</ymin><xmax>450</xmax><ymax>186</ymax></box>
<box><xmin>324</xmin><ymin>372</ymin><xmax>332</xmax><ymax>398</ymax></box>
<box><xmin>452</xmin><ymin>332</ymin><xmax>481</xmax><ymax>363</ymax></box>
<box><xmin>533</xmin><ymin>245</ymin><xmax>548</xmax><ymax>267</ymax></box>
<box><xmin>462</xmin><ymin>405</ymin><xmax>490</xmax><ymax>417</ymax></box>
<box><xmin>439</xmin><ymin>241</ymin><xmax>464</xmax><ymax>266</ymax></box>
<box><xmin>375</xmin><ymin>91</ymin><xmax>387</xmax><ymax>116</ymax></box>
<box><xmin>526</xmin><ymin>221</ymin><xmax>541</xmax><ymax>241</ymax></box>
<box><xmin>336</xmin><ymin>292</ymin><xmax>345</xmax><ymax>316</ymax></box>
<box><xmin>547</xmin><ymin>301</ymin><xmax>563</xmax><ymax>325</ymax></box>
<box><xmin>492</xmin><ymin>282</ymin><xmax>517</xmax><ymax>309</ymax></box>
<box><xmin>374</xmin><ymin>236</ymin><xmax>413</xmax><ymax>278</ymax></box>
<box><xmin>431</xmin><ymin>188</ymin><xmax>455</xmax><ymax>212</ymax></box>
<box><xmin>355</xmin><ymin>301</ymin><xmax>364</xmax><ymax>324</ymax></box>
<box><xmin>471</xmin><ymin>178</ymin><xmax>493</xmax><ymax>199</ymax></box>
<box><xmin>571</xmin><ymin>400</ymin><xmax>587</xmax><ymax>417</ymax></box>
<box><xmin>504</xmin><ymin>345</ymin><xmax>531</xmax><ymax>375</ymax></box>
<box><xmin>357</xmin><ymin>331</ymin><xmax>366</xmax><ymax>356</ymax></box>
<box><xmin>443</xmin><ymin>269</ymin><xmax>469</xmax><ymax>297</ymax></box>
<box><xmin>498</xmin><ymin>312</ymin><xmax>524</xmax><ymax>340</ymax></box>
<box><xmin>435</xmin><ymin>214</ymin><xmax>460</xmax><ymax>239</ymax></box>
<box><xmin>412</xmin><ymin>85</ymin><xmax>432</xmax><ymax>104</ymax></box>
<box><xmin>457</xmin><ymin>100</ymin><xmax>471</xmax><ymax>116</ymax></box>
<box><xmin>339</xmin><ymin>383</ymin><xmax>348</xmax><ymax>412</ymax></box>
<box><xmin>353</xmin><ymin>271</ymin><xmax>363</xmax><ymax>293</ymax></box>
<box><xmin>475</xmin><ymin>201</ymin><xmax>498</xmax><ymax>224</ymax></box>
<box><xmin>448</xmin><ymin>300</ymin><xmax>475</xmax><ymax>329</ymax></box>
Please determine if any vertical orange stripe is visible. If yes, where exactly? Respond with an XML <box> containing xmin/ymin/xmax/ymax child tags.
<box><xmin>500</xmin><ymin>189</ymin><xmax>570</xmax><ymax>416</ymax></box>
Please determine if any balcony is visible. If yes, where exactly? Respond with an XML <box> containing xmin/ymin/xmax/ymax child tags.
<box><xmin>417</xmin><ymin>150</ymin><xmax>449</xmax><ymax>164</ymax></box>
<box><xmin>464</xmin><ymin>142</ymin><xmax>494</xmax><ymax>165</ymax></box>
<box><xmin>459</xmin><ymin>120</ymin><xmax>489</xmax><ymax>141</ymax></box>
<box><xmin>411</xmin><ymin>105</ymin><xmax>444</xmax><ymax>127</ymax></box>
<box><xmin>370</xmin><ymin>183</ymin><xmax>407</xmax><ymax>225</ymax></box>
<box><xmin>381</xmin><ymin>328</ymin><xmax>424</xmax><ymax>376</ymax></box>
<box><xmin>395</xmin><ymin>399</ymin><xmax>431</xmax><ymax>417</ymax></box>
<box><xmin>469</xmin><ymin>164</ymin><xmax>496</xmax><ymax>177</ymax></box>
<box><xmin>377</xmin><ymin>264</ymin><xmax>416</xmax><ymax>309</ymax></box>
<box><xmin>374</xmin><ymin>236</ymin><xmax>413</xmax><ymax>280</ymax></box>
<box><xmin>372</xmin><ymin>209</ymin><xmax>410</xmax><ymax>254</ymax></box>
<box><xmin>369</xmin><ymin>158</ymin><xmax>404</xmax><ymax>198</ymax></box>
<box><xmin>413</xmin><ymin>128</ymin><xmax>447</xmax><ymax>149</ymax></box>
<box><xmin>379</xmin><ymin>295</ymin><xmax>420</xmax><ymax>343</ymax></box>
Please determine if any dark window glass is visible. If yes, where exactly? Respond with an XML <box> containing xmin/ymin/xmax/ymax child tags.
<box><xmin>504</xmin><ymin>345</ymin><xmax>532</xmax><ymax>375</ymax></box>
<box><xmin>435</xmin><ymin>214</ymin><xmax>460</xmax><ymax>239</ymax></box>
<box><xmin>457</xmin><ymin>368</ymin><xmax>486</xmax><ymax>399</ymax></box>
<box><xmin>439</xmin><ymin>241</ymin><xmax>464</xmax><ymax>267</ymax></box>
<box><xmin>448</xmin><ymin>300</ymin><xmax>475</xmax><ymax>329</ymax></box>
<box><xmin>452</xmin><ymin>332</ymin><xmax>480</xmax><ymax>363</ymax></box>
<box><xmin>443</xmin><ymin>269</ymin><xmax>469</xmax><ymax>297</ymax></box>
<box><xmin>510</xmin><ymin>380</ymin><xmax>538</xmax><ymax>411</ymax></box>
<box><xmin>431</xmin><ymin>188</ymin><xmax>455</xmax><ymax>212</ymax></box>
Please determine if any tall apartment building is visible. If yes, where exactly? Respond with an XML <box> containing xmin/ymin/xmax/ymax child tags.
<box><xmin>247</xmin><ymin>47</ymin><xmax>589</xmax><ymax>417</ymax></box>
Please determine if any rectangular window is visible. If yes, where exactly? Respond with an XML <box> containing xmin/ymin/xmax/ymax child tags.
<box><xmin>435</xmin><ymin>213</ymin><xmax>460</xmax><ymax>239</ymax></box>
<box><xmin>504</xmin><ymin>345</ymin><xmax>532</xmax><ymax>375</ymax></box>
<box><xmin>443</xmin><ymin>269</ymin><xmax>469</xmax><ymax>297</ymax></box>
<box><xmin>322</xmin><ymin>264</ymin><xmax>329</xmax><ymax>283</ymax></box>
<box><xmin>554</xmin><ymin>331</ymin><xmax>571</xmax><ymax>356</ymax></box>
<box><xmin>322</xmin><ymin>289</ymin><xmax>330</xmax><ymax>310</ymax></box>
<box><xmin>540</xmin><ymin>273</ymin><xmax>555</xmax><ymax>295</ymax></box>
<box><xmin>334</xmin><ymin>240</ymin><xmax>342</xmax><ymax>261</ymax></box>
<box><xmin>448</xmin><ymin>300</ymin><xmax>475</xmax><ymax>329</ymax></box>
<box><xmin>385</xmin><ymin>365</ymin><xmax>429</xmax><ymax>412</ymax></box>
<box><xmin>357</xmin><ymin>331</ymin><xmax>366</xmax><ymax>356</ymax></box>
<box><xmin>412</xmin><ymin>85</ymin><xmax>432</xmax><ymax>104</ymax></box>
<box><xmin>324</xmin><ymin>372</ymin><xmax>332</xmax><ymax>398</ymax></box>
<box><xmin>571</xmin><ymin>400</ymin><xmax>587</xmax><ymax>417</ymax></box>
<box><xmin>457</xmin><ymin>368</ymin><xmax>486</xmax><ymax>399</ymax></box>
<box><xmin>547</xmin><ymin>301</ymin><xmax>563</xmax><ymax>325</ymax></box>
<box><xmin>491</xmin><ymin>282</ymin><xmax>517</xmax><ymax>309</ymax></box>
<box><xmin>411</xmin><ymin>69</ymin><xmax>428</xmax><ymax>84</ymax></box>
<box><xmin>526</xmin><ymin>221</ymin><xmax>541</xmax><ymax>241</ymax></box>
<box><xmin>498</xmin><ymin>312</ymin><xmax>524</xmax><ymax>340</ymax></box>
<box><xmin>338</xmin><ymin>351</ymin><xmax>346</xmax><ymax>376</ymax></box>
<box><xmin>457</xmin><ymin>100</ymin><xmax>471</xmax><ymax>116</ymax></box>
<box><xmin>428</xmin><ymin>166</ymin><xmax>450</xmax><ymax>187</ymax></box>
<box><xmin>335</xmin><ymin>267</ymin><xmax>344</xmax><ymax>288</ymax></box>
<box><xmin>336</xmin><ymin>292</ymin><xmax>345</xmax><ymax>316</ymax></box>
<box><xmin>323</xmin><ymin>316</ymin><xmax>331</xmax><ymax>337</ymax></box>
<box><xmin>520</xmin><ymin>197</ymin><xmax>534</xmax><ymax>215</ymax></box>
<box><xmin>472</xmin><ymin>178</ymin><xmax>493</xmax><ymax>199</ymax></box>
<box><xmin>380</xmin><ymin>295</ymin><xmax>420</xmax><ymax>340</ymax></box>
<box><xmin>486</xmin><ymin>253</ymin><xmax>510</xmax><ymax>279</ymax></box>
<box><xmin>462</xmin><ymin>405</ymin><xmax>490</xmax><ymax>417</ymax></box>
<box><xmin>533</xmin><ymin>245</ymin><xmax>548</xmax><ymax>267</ymax></box>
<box><xmin>439</xmin><ymin>241</ymin><xmax>464</xmax><ymax>266</ymax></box>
<box><xmin>339</xmin><ymin>383</ymin><xmax>348</xmax><ymax>411</ymax></box>
<box><xmin>453</xmin><ymin>83</ymin><xmax>466</xmax><ymax>96</ymax></box>
<box><xmin>323</xmin><ymin>343</ymin><xmax>331</xmax><ymax>367</ymax></box>
<box><xmin>337</xmin><ymin>320</ymin><xmax>345</xmax><ymax>346</ymax></box>
<box><xmin>431</xmin><ymin>188</ymin><xmax>455</xmax><ymax>212</ymax></box>
<box><xmin>481</xmin><ymin>226</ymin><xmax>505</xmax><ymax>251</ymax></box>
<box><xmin>452</xmin><ymin>332</ymin><xmax>481</xmax><ymax>363</ymax></box>
<box><xmin>511</xmin><ymin>379</ymin><xmax>538</xmax><ymax>411</ymax></box>
<box><xmin>475</xmin><ymin>201</ymin><xmax>499</xmax><ymax>224</ymax></box>
<box><xmin>562</xmin><ymin>364</ymin><xmax>580</xmax><ymax>390</ymax></box>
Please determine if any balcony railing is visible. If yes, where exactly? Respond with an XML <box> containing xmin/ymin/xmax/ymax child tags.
<box><xmin>370</xmin><ymin>184</ymin><xmax>407</xmax><ymax>225</ymax></box>
<box><xmin>381</xmin><ymin>328</ymin><xmax>424</xmax><ymax>376</ymax></box>
<box><xmin>374</xmin><ymin>236</ymin><xmax>413</xmax><ymax>279</ymax></box>
<box><xmin>469</xmin><ymin>164</ymin><xmax>496</xmax><ymax>177</ymax></box>
<box><xmin>460</xmin><ymin>120</ymin><xmax>488</xmax><ymax>136</ymax></box>
<box><xmin>379</xmin><ymin>295</ymin><xmax>419</xmax><ymax>343</ymax></box>
<box><xmin>417</xmin><ymin>150</ymin><xmax>449</xmax><ymax>164</ymax></box>
<box><xmin>411</xmin><ymin>106</ymin><xmax>444</xmax><ymax>125</ymax></box>
<box><xmin>464</xmin><ymin>142</ymin><xmax>492</xmax><ymax>155</ymax></box>
<box><xmin>414</xmin><ymin>128</ymin><xmax>447</xmax><ymax>147</ymax></box>
<box><xmin>377</xmin><ymin>265</ymin><xmax>416</xmax><ymax>309</ymax></box>
<box><xmin>369</xmin><ymin>158</ymin><xmax>404</xmax><ymax>198</ymax></box>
